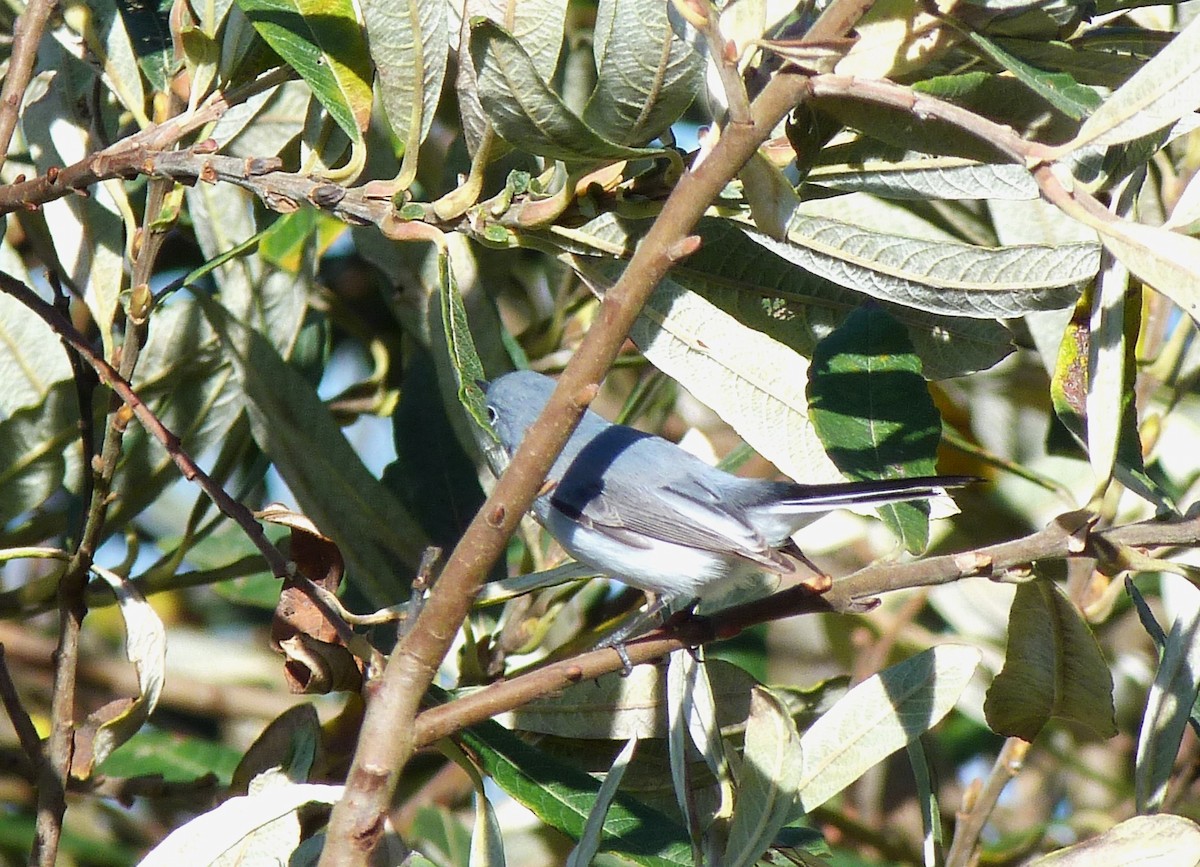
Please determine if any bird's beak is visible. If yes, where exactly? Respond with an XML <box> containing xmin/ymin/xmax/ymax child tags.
<box><xmin>474</xmin><ymin>378</ymin><xmax>489</xmax><ymax>392</ymax></box>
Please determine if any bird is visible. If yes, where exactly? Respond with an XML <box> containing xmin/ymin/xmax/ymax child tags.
<box><xmin>483</xmin><ymin>370</ymin><xmax>973</xmax><ymax>611</ymax></box>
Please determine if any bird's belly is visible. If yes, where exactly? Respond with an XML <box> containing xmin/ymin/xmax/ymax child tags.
<box><xmin>544</xmin><ymin>509</ymin><xmax>742</xmax><ymax>600</ymax></box>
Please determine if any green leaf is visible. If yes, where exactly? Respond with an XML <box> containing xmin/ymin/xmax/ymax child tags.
<box><xmin>87</xmin><ymin>0</ymin><xmax>150</xmax><ymax>124</ymax></box>
<box><xmin>22</xmin><ymin>59</ymin><xmax>127</xmax><ymax>355</ymax></box>
<box><xmin>99</xmin><ymin>729</ymin><xmax>242</xmax><ymax>785</ymax></box>
<box><xmin>510</xmin><ymin>660</ymin><xmax>757</xmax><ymax>740</ymax></box>
<box><xmin>567</xmin><ymin>736</ymin><xmax>639</xmax><ymax>867</ymax></box>
<box><xmin>469</xmin><ymin>18</ymin><xmax>663</xmax><ymax>163</ymax></box>
<box><xmin>360</xmin><ymin>0</ymin><xmax>448</xmax><ymax>186</ymax></box>
<box><xmin>808</xmin><ymin>152</ymin><xmax>1040</xmax><ymax>201</ymax></box>
<box><xmin>1065</xmin><ymin>13</ymin><xmax>1200</xmax><ymax>151</ymax></box>
<box><xmin>138</xmin><ymin>781</ymin><xmax>344</xmax><ymax>866</ymax></box>
<box><xmin>984</xmin><ymin>578</ymin><xmax>1117</xmax><ymax>740</ymax></box>
<box><xmin>460</xmin><ymin>717</ymin><xmax>693</xmax><ymax>866</ymax></box>
<box><xmin>807</xmin><ymin>306</ymin><xmax>944</xmax><ymax>553</ymax></box>
<box><xmin>438</xmin><ymin>244</ymin><xmax>492</xmax><ymax>434</ymax></box>
<box><xmin>197</xmin><ymin>295</ymin><xmax>429</xmax><ymax>607</ymax></box>
<box><xmin>794</xmin><ymin>645</ymin><xmax>981</xmax><ymax>814</ymax></box>
<box><xmin>235</xmin><ymin>0</ymin><xmax>373</xmax><ymax>141</ymax></box>
<box><xmin>383</xmin><ymin>348</ymin><xmax>487</xmax><ymax>557</ymax></box>
<box><xmin>106</xmin><ymin>296</ymin><xmax>250</xmax><ymax>529</ymax></box>
<box><xmin>582</xmin><ymin>0</ymin><xmax>702</xmax><ymax>146</ymax></box>
<box><xmin>456</xmin><ymin>0</ymin><xmax>568</xmax><ymax>158</ymax></box>
<box><xmin>968</xmin><ymin>31</ymin><xmax>1101</xmax><ymax>120</ymax></box>
<box><xmin>0</xmin><ymin>381</ymin><xmax>78</xmax><ymax>527</ymax></box>
<box><xmin>570</xmin><ymin>254</ymin><xmax>845</xmax><ymax>488</ymax></box>
<box><xmin>115</xmin><ymin>0</ymin><xmax>177</xmax><ymax>92</ymax></box>
<box><xmin>0</xmin><ymin>253</ymin><xmax>73</xmax><ymax>417</ymax></box>
<box><xmin>559</xmin><ymin>214</ymin><xmax>1015</xmax><ymax>380</ymax></box>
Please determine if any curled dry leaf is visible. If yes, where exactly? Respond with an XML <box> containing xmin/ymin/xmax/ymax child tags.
<box><xmin>260</xmin><ymin>505</ymin><xmax>364</xmax><ymax>693</ymax></box>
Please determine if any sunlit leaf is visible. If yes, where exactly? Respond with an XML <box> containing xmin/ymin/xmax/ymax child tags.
<box><xmin>1029</xmin><ymin>814</ymin><xmax>1200</xmax><ymax>866</ymax></box>
<box><xmin>236</xmin><ymin>0</ymin><xmax>373</xmax><ymax>141</ymax></box>
<box><xmin>795</xmin><ymin>645</ymin><xmax>981</xmax><ymax>814</ymax></box>
<box><xmin>469</xmin><ymin>18</ymin><xmax>663</xmax><ymax>162</ymax></box>
<box><xmin>1065</xmin><ymin>14</ymin><xmax>1200</xmax><ymax>150</ymax></box>
<box><xmin>583</xmin><ymin>0</ymin><xmax>702</xmax><ymax>146</ymax></box>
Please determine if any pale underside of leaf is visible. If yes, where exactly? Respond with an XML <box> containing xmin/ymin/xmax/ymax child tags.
<box><xmin>361</xmin><ymin>0</ymin><xmax>448</xmax><ymax>165</ymax></box>
<box><xmin>747</xmin><ymin>216</ymin><xmax>1097</xmax><ymax>318</ymax></box>
<box><xmin>1070</xmin><ymin>13</ymin><xmax>1200</xmax><ymax>150</ymax></box>
<box><xmin>582</xmin><ymin>0</ymin><xmax>703</xmax><ymax>146</ymax></box>
<box><xmin>794</xmin><ymin>645</ymin><xmax>981</xmax><ymax>814</ymax></box>
<box><xmin>808</xmin><ymin>156</ymin><xmax>1040</xmax><ymax>201</ymax></box>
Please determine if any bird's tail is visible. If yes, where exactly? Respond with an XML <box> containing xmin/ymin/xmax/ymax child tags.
<box><xmin>749</xmin><ymin>475</ymin><xmax>978</xmax><ymax>541</ymax></box>
<box><xmin>779</xmin><ymin>475</ymin><xmax>978</xmax><ymax>510</ymax></box>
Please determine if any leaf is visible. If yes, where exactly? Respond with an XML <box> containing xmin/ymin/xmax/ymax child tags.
<box><xmin>197</xmin><ymin>296</ymin><xmax>430</xmax><ymax>607</ymax></box>
<box><xmin>557</xmin><ymin>214</ymin><xmax>1015</xmax><ymax>381</ymax></box>
<box><xmin>469</xmin><ymin>18</ymin><xmax>663</xmax><ymax>163</ymax></box>
<box><xmin>78</xmin><ymin>565</ymin><xmax>167</xmax><ymax>773</ymax></box>
<box><xmin>808</xmin><ymin>153</ymin><xmax>1040</xmax><ymax>201</ymax></box>
<box><xmin>85</xmin><ymin>0</ymin><xmax>150</xmax><ymax>125</ymax></box>
<box><xmin>138</xmin><ymin>782</ymin><xmax>344</xmax><ymax>867</ymax></box>
<box><xmin>807</xmin><ymin>306</ymin><xmax>944</xmax><ymax>553</ymax></box>
<box><xmin>1065</xmin><ymin>13</ymin><xmax>1200</xmax><ymax>151</ymax></box>
<box><xmin>211</xmin><ymin>80</ymin><xmax>311</xmax><ymax>158</ymax></box>
<box><xmin>22</xmin><ymin>63</ymin><xmax>127</xmax><ymax>355</ymax></box>
<box><xmin>360</xmin><ymin>0</ymin><xmax>448</xmax><ymax>187</ymax></box>
<box><xmin>1135</xmin><ymin>578</ymin><xmax>1200</xmax><ymax>812</ymax></box>
<box><xmin>509</xmin><ymin>660</ymin><xmax>757</xmax><ymax>739</ymax></box>
<box><xmin>0</xmin><ymin>381</ymin><xmax>81</xmax><ymax>526</ymax></box>
<box><xmin>114</xmin><ymin>0</ymin><xmax>177</xmax><ymax>92</ymax></box>
<box><xmin>570</xmin><ymin>255</ymin><xmax>846</xmax><ymax>488</ymax></box>
<box><xmin>1029</xmin><ymin>814</ymin><xmax>1200</xmax><ymax>866</ymax></box>
<box><xmin>968</xmin><ymin>31</ymin><xmax>1100</xmax><ymax>120</ymax></box>
<box><xmin>106</xmin><ymin>295</ymin><xmax>250</xmax><ymax>529</ymax></box>
<box><xmin>235</xmin><ymin>0</ymin><xmax>373</xmax><ymax>141</ymax></box>
<box><xmin>582</xmin><ymin>0</ymin><xmax>703</xmax><ymax>146</ymax></box>
<box><xmin>460</xmin><ymin>717</ymin><xmax>694</xmax><ymax>866</ymax></box>
<box><xmin>455</xmin><ymin>0</ymin><xmax>567</xmax><ymax>159</ymax></box>
<box><xmin>1086</xmin><ymin>216</ymin><xmax>1200</xmax><ymax>328</ymax></box>
<box><xmin>382</xmin><ymin>347</ymin><xmax>487</xmax><ymax>556</ymax></box>
<box><xmin>984</xmin><ymin>579</ymin><xmax>1117</xmax><ymax>740</ymax></box>
<box><xmin>438</xmin><ymin>242</ymin><xmax>492</xmax><ymax>434</ymax></box>
<box><xmin>794</xmin><ymin>645</ymin><xmax>981</xmax><ymax>814</ymax></box>
<box><xmin>98</xmin><ymin>729</ymin><xmax>243</xmax><ymax>786</ymax></box>
<box><xmin>0</xmin><ymin>250</ymin><xmax>72</xmax><ymax>417</ymax></box>
<box><xmin>566</xmin><ymin>736</ymin><xmax>639</xmax><ymax>867</ymax></box>
<box><xmin>722</xmin><ymin>688</ymin><xmax>804</xmax><ymax>867</ymax></box>
<box><xmin>1085</xmin><ymin>246</ymin><xmax>1130</xmax><ymax>484</ymax></box>
<box><xmin>750</xmin><ymin>213</ymin><xmax>1097</xmax><ymax>318</ymax></box>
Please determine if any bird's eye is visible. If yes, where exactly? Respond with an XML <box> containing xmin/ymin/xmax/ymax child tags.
<box><xmin>485</xmin><ymin>405</ymin><xmax>498</xmax><ymax>424</ymax></box>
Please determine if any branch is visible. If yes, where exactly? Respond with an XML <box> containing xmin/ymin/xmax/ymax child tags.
<box><xmin>0</xmin><ymin>0</ymin><xmax>58</xmax><ymax>171</ymax></box>
<box><xmin>405</xmin><ymin>508</ymin><xmax>1198</xmax><ymax>750</ymax></box>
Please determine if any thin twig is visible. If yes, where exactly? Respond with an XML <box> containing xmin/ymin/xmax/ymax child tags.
<box><xmin>0</xmin><ymin>646</ymin><xmax>42</xmax><ymax>775</ymax></box>
<box><xmin>945</xmin><ymin>738</ymin><xmax>1030</xmax><ymax>867</ymax></box>
<box><xmin>0</xmin><ymin>273</ymin><xmax>291</xmax><ymax>580</ymax></box>
<box><xmin>0</xmin><ymin>0</ymin><xmax>59</xmax><ymax>172</ymax></box>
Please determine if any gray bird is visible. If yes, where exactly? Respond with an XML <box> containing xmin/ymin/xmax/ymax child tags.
<box><xmin>484</xmin><ymin>370</ymin><xmax>973</xmax><ymax>606</ymax></box>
